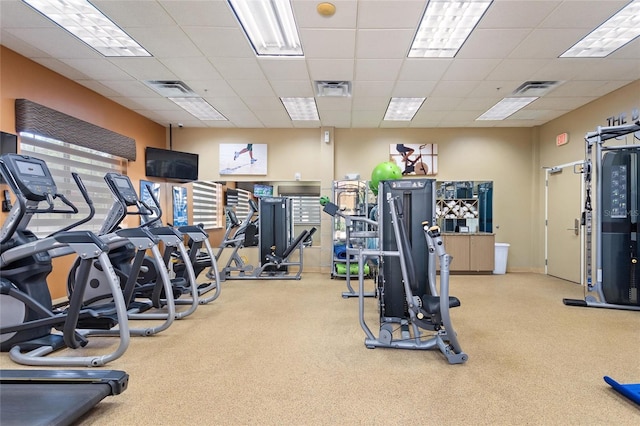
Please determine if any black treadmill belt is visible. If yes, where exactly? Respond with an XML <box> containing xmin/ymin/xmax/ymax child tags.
<box><xmin>0</xmin><ymin>369</ymin><xmax>128</xmax><ymax>426</ymax></box>
<box><xmin>0</xmin><ymin>383</ymin><xmax>111</xmax><ymax>426</ymax></box>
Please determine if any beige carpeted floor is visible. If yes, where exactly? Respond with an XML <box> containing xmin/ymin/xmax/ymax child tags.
<box><xmin>1</xmin><ymin>272</ymin><xmax>639</xmax><ymax>425</ymax></box>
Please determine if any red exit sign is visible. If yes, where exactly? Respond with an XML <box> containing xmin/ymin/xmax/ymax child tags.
<box><xmin>556</xmin><ymin>132</ymin><xmax>569</xmax><ymax>146</ymax></box>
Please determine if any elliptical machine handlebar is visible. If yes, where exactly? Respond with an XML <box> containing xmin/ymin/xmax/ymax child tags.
<box><xmin>0</xmin><ymin>154</ymin><xmax>89</xmax><ymax>244</ymax></box>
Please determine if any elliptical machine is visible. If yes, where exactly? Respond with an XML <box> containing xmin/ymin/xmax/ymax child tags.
<box><xmin>0</xmin><ymin>153</ymin><xmax>130</xmax><ymax>367</ymax></box>
<box><xmin>66</xmin><ymin>172</ymin><xmax>177</xmax><ymax>334</ymax></box>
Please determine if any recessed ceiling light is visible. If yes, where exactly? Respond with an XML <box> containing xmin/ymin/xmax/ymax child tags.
<box><xmin>409</xmin><ymin>0</ymin><xmax>493</xmax><ymax>58</ymax></box>
<box><xmin>476</xmin><ymin>97</ymin><xmax>537</xmax><ymax>120</ymax></box>
<box><xmin>561</xmin><ymin>0</ymin><xmax>640</xmax><ymax>58</ymax></box>
<box><xmin>281</xmin><ymin>98</ymin><xmax>320</xmax><ymax>121</ymax></box>
<box><xmin>169</xmin><ymin>98</ymin><xmax>227</xmax><ymax>121</ymax></box>
<box><xmin>22</xmin><ymin>0</ymin><xmax>151</xmax><ymax>57</ymax></box>
<box><xmin>227</xmin><ymin>0</ymin><xmax>303</xmax><ymax>56</ymax></box>
<box><xmin>384</xmin><ymin>98</ymin><xmax>426</xmax><ymax>121</ymax></box>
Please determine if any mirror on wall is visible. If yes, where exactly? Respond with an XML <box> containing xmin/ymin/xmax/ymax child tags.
<box><xmin>436</xmin><ymin>181</ymin><xmax>493</xmax><ymax>233</ymax></box>
<box><xmin>224</xmin><ymin>181</ymin><xmax>322</xmax><ymax>245</ymax></box>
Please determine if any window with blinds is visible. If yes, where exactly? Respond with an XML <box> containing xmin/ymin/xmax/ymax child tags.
<box><xmin>234</xmin><ymin>189</ymin><xmax>252</xmax><ymax>222</ymax></box>
<box><xmin>18</xmin><ymin>132</ymin><xmax>126</xmax><ymax>237</ymax></box>
<box><xmin>290</xmin><ymin>195</ymin><xmax>321</xmax><ymax>225</ymax></box>
<box><xmin>191</xmin><ymin>181</ymin><xmax>223</xmax><ymax>230</ymax></box>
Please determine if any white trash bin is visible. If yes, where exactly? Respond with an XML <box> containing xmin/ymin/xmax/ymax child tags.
<box><xmin>493</xmin><ymin>243</ymin><xmax>510</xmax><ymax>274</ymax></box>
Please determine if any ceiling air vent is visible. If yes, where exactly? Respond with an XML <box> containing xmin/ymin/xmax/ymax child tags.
<box><xmin>315</xmin><ymin>81</ymin><xmax>351</xmax><ymax>97</ymax></box>
<box><xmin>512</xmin><ymin>81</ymin><xmax>563</xmax><ymax>97</ymax></box>
<box><xmin>144</xmin><ymin>80</ymin><xmax>197</xmax><ymax>97</ymax></box>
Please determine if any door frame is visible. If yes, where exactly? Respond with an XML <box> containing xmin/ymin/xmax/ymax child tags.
<box><xmin>544</xmin><ymin>160</ymin><xmax>585</xmax><ymax>285</ymax></box>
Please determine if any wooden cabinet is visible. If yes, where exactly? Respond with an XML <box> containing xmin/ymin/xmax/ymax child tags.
<box><xmin>441</xmin><ymin>233</ymin><xmax>495</xmax><ymax>273</ymax></box>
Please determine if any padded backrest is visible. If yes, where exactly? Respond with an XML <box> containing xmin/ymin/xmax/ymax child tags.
<box><xmin>281</xmin><ymin>229</ymin><xmax>310</xmax><ymax>259</ymax></box>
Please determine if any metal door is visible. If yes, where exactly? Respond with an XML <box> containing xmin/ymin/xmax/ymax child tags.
<box><xmin>546</xmin><ymin>162</ymin><xmax>583</xmax><ymax>283</ymax></box>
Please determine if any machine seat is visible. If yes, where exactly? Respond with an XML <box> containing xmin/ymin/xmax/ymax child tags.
<box><xmin>421</xmin><ymin>295</ymin><xmax>461</xmax><ymax>315</ymax></box>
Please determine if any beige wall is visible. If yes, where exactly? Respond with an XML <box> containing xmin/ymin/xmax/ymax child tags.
<box><xmin>174</xmin><ymin>126</ymin><xmax>537</xmax><ymax>271</ymax></box>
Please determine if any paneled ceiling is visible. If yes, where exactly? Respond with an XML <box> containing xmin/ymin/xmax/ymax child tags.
<box><xmin>1</xmin><ymin>0</ymin><xmax>639</xmax><ymax>129</ymax></box>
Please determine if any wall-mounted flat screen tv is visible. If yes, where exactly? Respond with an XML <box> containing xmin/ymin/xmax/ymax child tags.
<box><xmin>253</xmin><ymin>183</ymin><xmax>273</xmax><ymax>198</ymax></box>
<box><xmin>145</xmin><ymin>147</ymin><xmax>199</xmax><ymax>181</ymax></box>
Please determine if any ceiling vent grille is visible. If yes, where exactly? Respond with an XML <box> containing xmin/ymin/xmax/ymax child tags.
<box><xmin>145</xmin><ymin>80</ymin><xmax>197</xmax><ymax>97</ymax></box>
<box><xmin>315</xmin><ymin>81</ymin><xmax>351</xmax><ymax>97</ymax></box>
<box><xmin>512</xmin><ymin>81</ymin><xmax>563</xmax><ymax>97</ymax></box>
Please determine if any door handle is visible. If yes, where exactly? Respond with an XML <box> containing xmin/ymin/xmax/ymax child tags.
<box><xmin>565</xmin><ymin>218</ymin><xmax>579</xmax><ymax>236</ymax></box>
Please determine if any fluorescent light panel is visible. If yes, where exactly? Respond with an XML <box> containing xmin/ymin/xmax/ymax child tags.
<box><xmin>169</xmin><ymin>98</ymin><xmax>227</xmax><ymax>121</ymax></box>
<box><xmin>227</xmin><ymin>0</ymin><xmax>303</xmax><ymax>56</ymax></box>
<box><xmin>22</xmin><ymin>0</ymin><xmax>150</xmax><ymax>57</ymax></box>
<box><xmin>476</xmin><ymin>97</ymin><xmax>537</xmax><ymax>120</ymax></box>
<box><xmin>561</xmin><ymin>0</ymin><xmax>640</xmax><ymax>58</ymax></box>
<box><xmin>281</xmin><ymin>98</ymin><xmax>319</xmax><ymax>121</ymax></box>
<box><xmin>409</xmin><ymin>0</ymin><xmax>493</xmax><ymax>58</ymax></box>
<box><xmin>384</xmin><ymin>98</ymin><xmax>426</xmax><ymax>121</ymax></box>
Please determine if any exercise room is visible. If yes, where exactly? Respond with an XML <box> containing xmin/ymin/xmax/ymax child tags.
<box><xmin>0</xmin><ymin>1</ymin><xmax>638</xmax><ymax>424</ymax></box>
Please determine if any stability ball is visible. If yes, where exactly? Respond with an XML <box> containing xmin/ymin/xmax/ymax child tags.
<box><xmin>370</xmin><ymin>161</ymin><xmax>402</xmax><ymax>195</ymax></box>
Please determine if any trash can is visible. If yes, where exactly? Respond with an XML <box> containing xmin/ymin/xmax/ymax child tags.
<box><xmin>493</xmin><ymin>243</ymin><xmax>510</xmax><ymax>274</ymax></box>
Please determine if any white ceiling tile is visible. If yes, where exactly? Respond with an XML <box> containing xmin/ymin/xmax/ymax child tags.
<box><xmin>355</xmin><ymin>30</ymin><xmax>414</xmax><ymax>59</ymax></box>
<box><xmin>127</xmin><ymin>26</ymin><xmax>202</xmax><ymax>58</ymax></box>
<box><xmin>258</xmin><ymin>58</ymin><xmax>310</xmax><ymax>81</ymax></box>
<box><xmin>508</xmin><ymin>29</ymin><xmax>591</xmax><ymax>59</ymax></box>
<box><xmin>159</xmin><ymin>57</ymin><xmax>223</xmax><ymax>81</ymax></box>
<box><xmin>92</xmin><ymin>1</ymin><xmax>176</xmax><ymax>26</ymax></box>
<box><xmin>306</xmin><ymin>59</ymin><xmax>355</xmax><ymax>81</ymax></box>
<box><xmin>5</xmin><ymin>28</ymin><xmax>100</xmax><ymax>59</ymax></box>
<box><xmin>457</xmin><ymin>29</ymin><xmax>532</xmax><ymax>59</ymax></box>
<box><xmin>270</xmin><ymin>80</ymin><xmax>315</xmax><ymax>97</ymax></box>
<box><xmin>158</xmin><ymin>0</ymin><xmax>237</xmax><ymax>26</ymax></box>
<box><xmin>398</xmin><ymin>59</ymin><xmax>453</xmax><ymax>81</ymax></box>
<box><xmin>242</xmin><ymin>96</ymin><xmax>283</xmax><ymax>110</ymax></box>
<box><xmin>355</xmin><ymin>59</ymin><xmax>403</xmax><ymax>81</ymax></box>
<box><xmin>293</xmin><ymin>0</ymin><xmax>357</xmax><ymax>28</ymax></box>
<box><xmin>441</xmin><ymin>59</ymin><xmax>501</xmax><ymax>81</ymax></box>
<box><xmin>108</xmin><ymin>57</ymin><xmax>177</xmax><ymax>80</ymax></box>
<box><xmin>431</xmin><ymin>81</ymin><xmax>480</xmax><ymax>98</ymax></box>
<box><xmin>300</xmin><ymin>29</ymin><xmax>356</xmax><ymax>58</ymax></box>
<box><xmin>539</xmin><ymin>1</ymin><xmax>630</xmax><ymax>29</ymax></box>
<box><xmin>182</xmin><ymin>27</ymin><xmax>255</xmax><ymax>58</ymax></box>
<box><xmin>392</xmin><ymin>81</ymin><xmax>438</xmax><ymax>98</ymax></box>
<box><xmin>351</xmin><ymin>81</ymin><xmax>394</xmax><ymax>98</ymax></box>
<box><xmin>356</xmin><ymin>1</ymin><xmax>425</xmax><ymax>29</ymax></box>
<box><xmin>60</xmin><ymin>59</ymin><xmax>134</xmax><ymax>80</ymax></box>
<box><xmin>478</xmin><ymin>1</ymin><xmax>560</xmax><ymax>29</ymax></box>
<box><xmin>486</xmin><ymin>59</ymin><xmax>551</xmax><ymax>81</ymax></box>
<box><xmin>227</xmin><ymin>80</ymin><xmax>275</xmax><ymax>98</ymax></box>
<box><xmin>212</xmin><ymin>58</ymin><xmax>266</xmax><ymax>80</ymax></box>
<box><xmin>316</xmin><ymin>97</ymin><xmax>353</xmax><ymax>111</ymax></box>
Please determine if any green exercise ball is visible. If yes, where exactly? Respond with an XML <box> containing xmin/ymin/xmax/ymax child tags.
<box><xmin>370</xmin><ymin>161</ymin><xmax>402</xmax><ymax>195</ymax></box>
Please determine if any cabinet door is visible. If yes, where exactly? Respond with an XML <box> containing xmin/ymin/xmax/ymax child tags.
<box><xmin>443</xmin><ymin>235</ymin><xmax>470</xmax><ymax>271</ymax></box>
<box><xmin>470</xmin><ymin>234</ymin><xmax>495</xmax><ymax>271</ymax></box>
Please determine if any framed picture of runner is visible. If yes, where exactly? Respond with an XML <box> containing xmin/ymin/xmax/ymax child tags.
<box><xmin>219</xmin><ymin>143</ymin><xmax>267</xmax><ymax>175</ymax></box>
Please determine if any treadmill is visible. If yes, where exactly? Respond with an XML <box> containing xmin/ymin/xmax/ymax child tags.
<box><xmin>0</xmin><ymin>369</ymin><xmax>128</xmax><ymax>426</ymax></box>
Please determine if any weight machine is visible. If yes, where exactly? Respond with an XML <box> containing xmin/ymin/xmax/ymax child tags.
<box><xmin>564</xmin><ymin>121</ymin><xmax>640</xmax><ymax>311</ymax></box>
<box><xmin>219</xmin><ymin>196</ymin><xmax>315</xmax><ymax>280</ymax></box>
<box><xmin>323</xmin><ymin>179</ymin><xmax>467</xmax><ymax>364</ymax></box>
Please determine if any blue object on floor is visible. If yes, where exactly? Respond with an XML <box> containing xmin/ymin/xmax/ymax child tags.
<box><xmin>604</xmin><ymin>376</ymin><xmax>640</xmax><ymax>405</ymax></box>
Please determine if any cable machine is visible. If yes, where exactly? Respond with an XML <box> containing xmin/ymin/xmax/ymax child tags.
<box><xmin>564</xmin><ymin>120</ymin><xmax>640</xmax><ymax>311</ymax></box>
